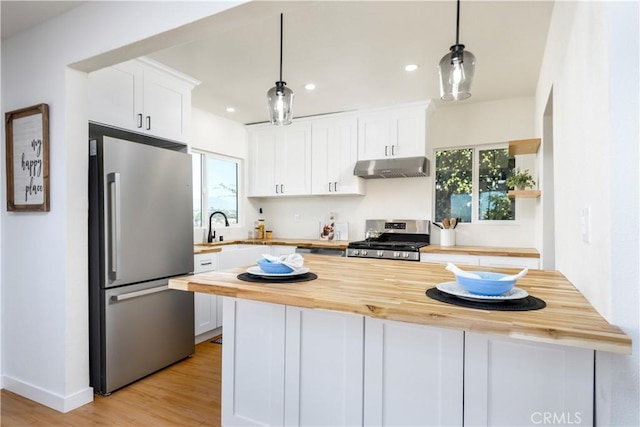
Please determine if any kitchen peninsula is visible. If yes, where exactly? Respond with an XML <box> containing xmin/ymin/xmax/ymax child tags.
<box><xmin>169</xmin><ymin>255</ymin><xmax>631</xmax><ymax>426</ymax></box>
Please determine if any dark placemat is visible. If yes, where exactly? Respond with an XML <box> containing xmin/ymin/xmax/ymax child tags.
<box><xmin>425</xmin><ymin>287</ymin><xmax>546</xmax><ymax>311</ymax></box>
<box><xmin>237</xmin><ymin>272</ymin><xmax>318</xmax><ymax>283</ymax></box>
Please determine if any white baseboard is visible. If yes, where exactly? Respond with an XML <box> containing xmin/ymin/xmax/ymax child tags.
<box><xmin>195</xmin><ymin>326</ymin><xmax>223</xmax><ymax>344</ymax></box>
<box><xmin>2</xmin><ymin>375</ymin><xmax>93</xmax><ymax>413</ymax></box>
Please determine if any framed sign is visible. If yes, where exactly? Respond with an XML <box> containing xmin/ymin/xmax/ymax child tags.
<box><xmin>5</xmin><ymin>103</ymin><xmax>50</xmax><ymax>212</ymax></box>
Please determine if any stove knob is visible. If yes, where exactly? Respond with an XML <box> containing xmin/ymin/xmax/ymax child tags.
<box><xmin>362</xmin><ymin>250</ymin><xmax>368</xmax><ymax>256</ymax></box>
<box><xmin>403</xmin><ymin>252</ymin><xmax>410</xmax><ymax>258</ymax></box>
<box><xmin>377</xmin><ymin>250</ymin><xmax>385</xmax><ymax>257</ymax></box>
<box><xmin>352</xmin><ymin>250</ymin><xmax>359</xmax><ymax>256</ymax></box>
<box><xmin>393</xmin><ymin>251</ymin><xmax>400</xmax><ymax>257</ymax></box>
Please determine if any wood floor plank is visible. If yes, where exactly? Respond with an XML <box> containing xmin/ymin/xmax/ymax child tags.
<box><xmin>1</xmin><ymin>339</ymin><xmax>222</xmax><ymax>426</ymax></box>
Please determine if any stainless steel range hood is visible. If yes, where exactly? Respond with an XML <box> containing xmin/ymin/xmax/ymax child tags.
<box><xmin>353</xmin><ymin>156</ymin><xmax>430</xmax><ymax>179</ymax></box>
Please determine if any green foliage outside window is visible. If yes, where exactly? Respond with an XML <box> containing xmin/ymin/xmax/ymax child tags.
<box><xmin>435</xmin><ymin>148</ymin><xmax>473</xmax><ymax>222</ymax></box>
<box><xmin>435</xmin><ymin>147</ymin><xmax>515</xmax><ymax>222</ymax></box>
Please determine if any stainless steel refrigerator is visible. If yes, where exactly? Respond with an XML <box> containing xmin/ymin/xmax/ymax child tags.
<box><xmin>89</xmin><ymin>130</ymin><xmax>194</xmax><ymax>395</ymax></box>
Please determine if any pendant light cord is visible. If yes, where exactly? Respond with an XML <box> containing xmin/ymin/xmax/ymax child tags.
<box><xmin>279</xmin><ymin>13</ymin><xmax>284</xmax><ymax>82</ymax></box>
<box><xmin>455</xmin><ymin>0</ymin><xmax>460</xmax><ymax>45</ymax></box>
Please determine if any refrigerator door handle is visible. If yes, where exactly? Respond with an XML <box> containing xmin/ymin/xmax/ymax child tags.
<box><xmin>111</xmin><ymin>285</ymin><xmax>169</xmax><ymax>302</ymax></box>
<box><xmin>107</xmin><ymin>172</ymin><xmax>121</xmax><ymax>280</ymax></box>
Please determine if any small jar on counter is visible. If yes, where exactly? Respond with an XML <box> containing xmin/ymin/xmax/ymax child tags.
<box><xmin>266</xmin><ymin>230</ymin><xmax>273</xmax><ymax>240</ymax></box>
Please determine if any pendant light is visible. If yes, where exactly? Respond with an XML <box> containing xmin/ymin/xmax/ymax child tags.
<box><xmin>267</xmin><ymin>13</ymin><xmax>294</xmax><ymax>125</ymax></box>
<box><xmin>438</xmin><ymin>0</ymin><xmax>476</xmax><ymax>101</ymax></box>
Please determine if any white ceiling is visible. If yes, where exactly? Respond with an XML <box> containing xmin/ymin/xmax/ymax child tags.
<box><xmin>2</xmin><ymin>1</ymin><xmax>554</xmax><ymax>125</ymax></box>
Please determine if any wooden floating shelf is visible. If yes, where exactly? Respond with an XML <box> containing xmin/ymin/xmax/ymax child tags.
<box><xmin>508</xmin><ymin>190</ymin><xmax>541</xmax><ymax>198</ymax></box>
<box><xmin>508</xmin><ymin>138</ymin><xmax>541</xmax><ymax>156</ymax></box>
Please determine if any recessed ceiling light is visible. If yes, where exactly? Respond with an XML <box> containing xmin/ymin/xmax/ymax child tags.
<box><xmin>405</xmin><ymin>64</ymin><xmax>419</xmax><ymax>72</ymax></box>
<box><xmin>226</xmin><ymin>107</ymin><xmax>235</xmax><ymax>113</ymax></box>
<box><xmin>305</xmin><ymin>83</ymin><xmax>316</xmax><ymax>91</ymax></box>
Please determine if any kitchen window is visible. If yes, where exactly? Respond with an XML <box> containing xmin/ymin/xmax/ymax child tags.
<box><xmin>434</xmin><ymin>145</ymin><xmax>515</xmax><ymax>223</ymax></box>
<box><xmin>191</xmin><ymin>151</ymin><xmax>240</xmax><ymax>227</ymax></box>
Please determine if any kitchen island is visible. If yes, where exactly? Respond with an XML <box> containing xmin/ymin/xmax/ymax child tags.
<box><xmin>169</xmin><ymin>255</ymin><xmax>630</xmax><ymax>426</ymax></box>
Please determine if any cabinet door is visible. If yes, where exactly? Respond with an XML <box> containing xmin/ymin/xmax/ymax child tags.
<box><xmin>270</xmin><ymin>245</ymin><xmax>296</xmax><ymax>257</ymax></box>
<box><xmin>420</xmin><ymin>253</ymin><xmax>481</xmax><ymax>266</ymax></box>
<box><xmin>330</xmin><ymin>117</ymin><xmax>363</xmax><ymax>195</ymax></box>
<box><xmin>88</xmin><ymin>61</ymin><xmax>143</xmax><ymax>132</ymax></box>
<box><xmin>391</xmin><ymin>107</ymin><xmax>426</xmax><ymax>158</ymax></box>
<box><xmin>193</xmin><ymin>253</ymin><xmax>219</xmax><ymax>338</ymax></box>
<box><xmin>358</xmin><ymin>111</ymin><xmax>390</xmax><ymax>160</ymax></box>
<box><xmin>311</xmin><ymin>121</ymin><xmax>332</xmax><ymax>194</ymax></box>
<box><xmin>248</xmin><ymin>129</ymin><xmax>278</xmax><ymax>196</ymax></box>
<box><xmin>284</xmin><ymin>306</ymin><xmax>364</xmax><ymax>427</ymax></box>
<box><xmin>312</xmin><ymin>116</ymin><xmax>363</xmax><ymax>195</ymax></box>
<box><xmin>464</xmin><ymin>332</ymin><xmax>593</xmax><ymax>426</ymax></box>
<box><xmin>364</xmin><ymin>318</ymin><xmax>463</xmax><ymax>426</ymax></box>
<box><xmin>222</xmin><ymin>298</ymin><xmax>286</xmax><ymax>426</ymax></box>
<box><xmin>479</xmin><ymin>256</ymin><xmax>540</xmax><ymax>269</ymax></box>
<box><xmin>277</xmin><ymin>123</ymin><xmax>312</xmax><ymax>196</ymax></box>
<box><xmin>143</xmin><ymin>66</ymin><xmax>191</xmax><ymax>142</ymax></box>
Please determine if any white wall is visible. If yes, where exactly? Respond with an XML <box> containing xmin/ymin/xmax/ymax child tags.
<box><xmin>251</xmin><ymin>97</ymin><xmax>537</xmax><ymax>245</ymax></box>
<box><xmin>534</xmin><ymin>2</ymin><xmax>638</xmax><ymax>426</ymax></box>
<box><xmin>1</xmin><ymin>1</ymin><xmax>243</xmax><ymax>412</ymax></box>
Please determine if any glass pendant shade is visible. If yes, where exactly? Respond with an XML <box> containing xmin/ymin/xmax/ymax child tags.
<box><xmin>267</xmin><ymin>81</ymin><xmax>294</xmax><ymax>125</ymax></box>
<box><xmin>439</xmin><ymin>44</ymin><xmax>476</xmax><ymax>101</ymax></box>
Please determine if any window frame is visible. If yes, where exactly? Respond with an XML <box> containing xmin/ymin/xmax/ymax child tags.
<box><xmin>434</xmin><ymin>142</ymin><xmax>516</xmax><ymax>225</ymax></box>
<box><xmin>190</xmin><ymin>149</ymin><xmax>243</xmax><ymax>229</ymax></box>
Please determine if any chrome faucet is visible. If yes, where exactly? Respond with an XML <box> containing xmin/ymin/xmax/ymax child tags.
<box><xmin>208</xmin><ymin>211</ymin><xmax>230</xmax><ymax>243</ymax></box>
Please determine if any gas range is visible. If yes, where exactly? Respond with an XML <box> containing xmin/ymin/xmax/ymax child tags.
<box><xmin>346</xmin><ymin>219</ymin><xmax>430</xmax><ymax>262</ymax></box>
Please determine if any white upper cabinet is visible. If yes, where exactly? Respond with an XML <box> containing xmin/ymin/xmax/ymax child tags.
<box><xmin>248</xmin><ymin>122</ymin><xmax>312</xmax><ymax>197</ymax></box>
<box><xmin>88</xmin><ymin>58</ymin><xmax>199</xmax><ymax>143</ymax></box>
<box><xmin>311</xmin><ymin>115</ymin><xmax>365</xmax><ymax>195</ymax></box>
<box><xmin>358</xmin><ymin>103</ymin><xmax>431</xmax><ymax>160</ymax></box>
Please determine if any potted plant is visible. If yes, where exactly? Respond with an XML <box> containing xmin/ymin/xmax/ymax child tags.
<box><xmin>507</xmin><ymin>168</ymin><xmax>536</xmax><ymax>190</ymax></box>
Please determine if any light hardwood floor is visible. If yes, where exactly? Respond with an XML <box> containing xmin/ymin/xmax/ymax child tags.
<box><xmin>1</xmin><ymin>339</ymin><xmax>222</xmax><ymax>426</ymax></box>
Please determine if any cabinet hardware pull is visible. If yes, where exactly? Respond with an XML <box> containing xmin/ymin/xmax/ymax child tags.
<box><xmin>137</xmin><ymin>114</ymin><xmax>143</xmax><ymax>128</ymax></box>
<box><xmin>275</xmin><ymin>184</ymin><xmax>279</xmax><ymax>194</ymax></box>
<box><xmin>334</xmin><ymin>182</ymin><xmax>338</xmax><ymax>192</ymax></box>
<box><xmin>385</xmin><ymin>145</ymin><xmax>388</xmax><ymax>156</ymax></box>
<box><xmin>200</xmin><ymin>261</ymin><xmax>213</xmax><ymax>266</ymax></box>
<box><xmin>146</xmin><ymin>116</ymin><xmax>151</xmax><ymax>130</ymax></box>
<box><xmin>329</xmin><ymin>182</ymin><xmax>332</xmax><ymax>192</ymax></box>
<box><xmin>280</xmin><ymin>184</ymin><xmax>284</xmax><ymax>193</ymax></box>
<box><xmin>107</xmin><ymin>172</ymin><xmax>121</xmax><ymax>280</ymax></box>
<box><xmin>391</xmin><ymin>145</ymin><xmax>395</xmax><ymax>156</ymax></box>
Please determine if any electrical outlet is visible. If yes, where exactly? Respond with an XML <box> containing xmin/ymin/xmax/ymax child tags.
<box><xmin>294</xmin><ymin>213</ymin><xmax>300</xmax><ymax>222</ymax></box>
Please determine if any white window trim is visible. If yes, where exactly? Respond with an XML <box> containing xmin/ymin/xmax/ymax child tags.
<box><xmin>190</xmin><ymin>148</ymin><xmax>244</xmax><ymax>229</ymax></box>
<box><xmin>434</xmin><ymin>142</ymin><xmax>515</xmax><ymax>225</ymax></box>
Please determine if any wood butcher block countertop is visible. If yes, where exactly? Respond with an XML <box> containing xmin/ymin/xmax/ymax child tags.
<box><xmin>170</xmin><ymin>255</ymin><xmax>630</xmax><ymax>354</ymax></box>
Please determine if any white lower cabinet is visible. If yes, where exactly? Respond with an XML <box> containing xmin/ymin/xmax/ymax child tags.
<box><xmin>193</xmin><ymin>253</ymin><xmax>220</xmax><ymax>342</ymax></box>
<box><xmin>222</xmin><ymin>298</ymin><xmax>363</xmax><ymax>427</ymax></box>
<box><xmin>420</xmin><ymin>253</ymin><xmax>539</xmax><ymax>269</ymax></box>
<box><xmin>364</xmin><ymin>318</ymin><xmax>463</xmax><ymax>427</ymax></box>
<box><xmin>221</xmin><ymin>298</ymin><xmax>594</xmax><ymax>427</ymax></box>
<box><xmin>222</xmin><ymin>298</ymin><xmax>286</xmax><ymax>427</ymax></box>
<box><xmin>270</xmin><ymin>245</ymin><xmax>297</xmax><ymax>257</ymax></box>
<box><xmin>285</xmin><ymin>306</ymin><xmax>364</xmax><ymax>426</ymax></box>
<box><xmin>464</xmin><ymin>332</ymin><xmax>594</xmax><ymax>427</ymax></box>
